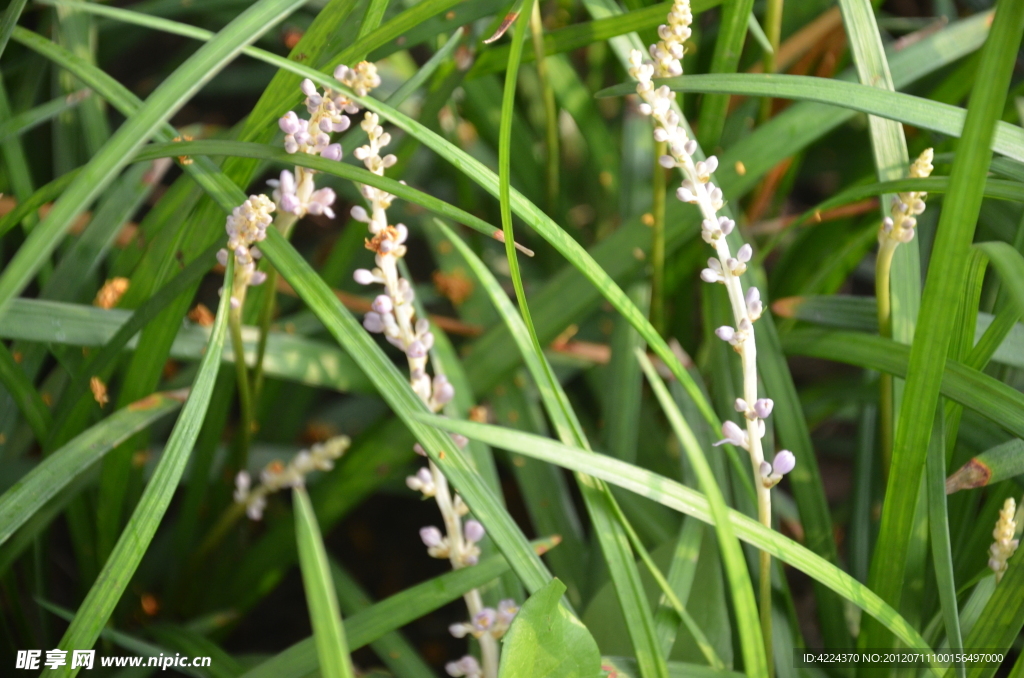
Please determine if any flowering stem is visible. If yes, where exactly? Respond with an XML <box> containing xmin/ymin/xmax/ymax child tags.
<box><xmin>192</xmin><ymin>500</ymin><xmax>246</xmax><ymax>568</ymax></box>
<box><xmin>651</xmin><ymin>140</ymin><xmax>668</xmax><ymax>334</ymax></box>
<box><xmin>229</xmin><ymin>303</ymin><xmax>253</xmax><ymax>469</ymax></box>
<box><xmin>252</xmin><ymin>212</ymin><xmax>297</xmax><ymax>400</ymax></box>
<box><xmin>876</xmin><ymin>238</ymin><xmax>898</xmax><ymax>473</ymax></box>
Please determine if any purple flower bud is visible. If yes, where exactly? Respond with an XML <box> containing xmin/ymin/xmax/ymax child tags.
<box><xmin>715</xmin><ymin>326</ymin><xmax>735</xmax><ymax>342</ymax></box>
<box><xmin>448</xmin><ymin>623</ymin><xmax>469</xmax><ymax>638</ymax></box>
<box><xmin>881</xmin><ymin>216</ymin><xmax>894</xmax><ymax>233</ymax></box>
<box><xmin>772</xmin><ymin>450</ymin><xmax>796</xmax><ymax>475</ymax></box>
<box><xmin>705</xmin><ymin>155</ymin><xmax>719</xmax><ymax>173</ymax></box>
<box><xmin>413</xmin><ymin>443</ymin><xmax>427</xmax><ymax>456</ymax></box>
<box><xmin>737</xmin><ymin>244</ymin><xmax>752</xmax><ymax>262</ymax></box>
<box><xmin>300</xmin><ymin>78</ymin><xmax>317</xmax><ymax>97</ymax></box>
<box><xmin>451</xmin><ymin>433</ymin><xmax>468</xmax><ymax>448</ymax></box>
<box><xmin>278</xmin><ymin>111</ymin><xmax>302</xmax><ymax>135</ymax></box>
<box><xmin>659</xmin><ymin>155</ymin><xmax>676</xmax><ymax>169</ymax></box>
<box><xmin>497</xmin><ymin>599</ymin><xmax>519</xmax><ymax>624</ymax></box>
<box><xmin>217</xmin><ymin>249</ymin><xmax>229</xmax><ymax>267</ymax></box>
<box><xmin>677</xmin><ymin>186</ymin><xmax>695</xmax><ymax>202</ymax></box>
<box><xmin>372</xmin><ymin>294</ymin><xmax>393</xmax><ymax>314</ymax></box>
<box><xmin>407</xmin><ymin>341</ymin><xmax>427</xmax><ymax>359</ymax></box>
<box><xmin>321</xmin><ymin>143</ymin><xmax>343</xmax><ymax>161</ymax></box>
<box><xmin>333</xmin><ymin>64</ymin><xmax>351</xmax><ymax>81</ymax></box>
<box><xmin>249</xmin><ymin>270</ymin><xmax>267</xmax><ymax>286</ymax></box>
<box><xmin>760</xmin><ymin>461</ymin><xmax>772</xmax><ymax>478</ymax></box>
<box><xmin>351</xmin><ymin>206</ymin><xmax>369</xmax><ymax>223</ymax></box>
<box><xmin>683</xmin><ymin>139</ymin><xmax>698</xmax><ymax>156</ymax></box>
<box><xmin>473</xmin><ymin>608</ymin><xmax>497</xmax><ymax>632</ymax></box>
<box><xmin>420</xmin><ymin>526</ymin><xmax>444</xmax><ymax>547</ymax></box>
<box><xmin>464</xmin><ymin>519</ymin><xmax>485</xmax><ymax>543</ymax></box>
<box><xmin>713</xmin><ymin>420</ymin><xmax>747</xmax><ymax>448</ymax></box>
<box><xmin>363</xmin><ymin>312</ymin><xmax>384</xmax><ymax>333</ymax></box>
<box><xmin>353</xmin><ymin>268</ymin><xmax>375</xmax><ymax>285</ymax></box>
<box><xmin>753</xmin><ymin>398</ymin><xmax>774</xmax><ymax>419</ymax></box>
<box><xmin>719</xmin><ymin>217</ymin><xmax>735</xmax><ymax>235</ymax></box>
<box><xmin>446</xmin><ymin>656</ymin><xmax>481</xmax><ymax>677</ymax></box>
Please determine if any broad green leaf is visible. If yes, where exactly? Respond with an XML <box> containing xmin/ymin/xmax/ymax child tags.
<box><xmin>498</xmin><ymin>579</ymin><xmax>602</xmax><ymax>678</ymax></box>
<box><xmin>0</xmin><ymin>391</ymin><xmax>183</xmax><ymax>546</ymax></box>
<box><xmin>293</xmin><ymin>486</ymin><xmax>355</xmax><ymax>678</ymax></box>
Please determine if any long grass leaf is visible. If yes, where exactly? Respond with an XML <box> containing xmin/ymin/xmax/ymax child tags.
<box><xmin>0</xmin><ymin>0</ymin><xmax>27</xmax><ymax>59</ymax></box>
<box><xmin>259</xmin><ymin>229</ymin><xmax>553</xmax><ymax>594</ymax></box>
<box><xmin>863</xmin><ymin>0</ymin><xmax>1024</xmax><ymax>650</ymax></box>
<box><xmin>636</xmin><ymin>353</ymin><xmax>767</xmax><ymax>677</ymax></box>
<box><xmin>0</xmin><ymin>391</ymin><xmax>183</xmax><ymax>546</ymax></box>
<box><xmin>782</xmin><ymin>329</ymin><xmax>1024</xmax><ymax>449</ymax></box>
<box><xmin>925</xmin><ymin>413</ymin><xmax>964</xmax><ymax>676</ymax></box>
<box><xmin>241</xmin><ymin>538</ymin><xmax>558</xmax><ymax>678</ymax></box>
<box><xmin>293</xmin><ymin>486</ymin><xmax>355</xmax><ymax>678</ymax></box>
<box><xmin>0</xmin><ymin>341</ymin><xmax>51</xmax><ymax>444</ymax></box>
<box><xmin>40</xmin><ymin>257</ymin><xmax>232</xmax><ymax>678</ymax></box>
<box><xmin>413</xmin><ymin>413</ymin><xmax>938</xmax><ymax>668</ymax></box>
<box><xmin>597</xmin><ymin>74</ymin><xmax>1024</xmax><ymax>162</ymax></box>
<box><xmin>0</xmin><ymin>0</ymin><xmax>305</xmax><ymax>320</ymax></box>
<box><xmin>696</xmin><ymin>0</ymin><xmax>755</xmax><ymax>149</ymax></box>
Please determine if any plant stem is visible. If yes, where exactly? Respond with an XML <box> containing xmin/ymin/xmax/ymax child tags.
<box><xmin>876</xmin><ymin>238</ymin><xmax>898</xmax><ymax>476</ymax></box>
<box><xmin>252</xmin><ymin>212</ymin><xmax>296</xmax><ymax>400</ymax></box>
<box><xmin>759</xmin><ymin>0</ymin><xmax>783</xmax><ymax>122</ymax></box>
<box><xmin>651</xmin><ymin>140</ymin><xmax>667</xmax><ymax>334</ymax></box>
<box><xmin>756</xmin><ymin>484</ymin><xmax>774</xmax><ymax>678</ymax></box>
<box><xmin>229</xmin><ymin>304</ymin><xmax>253</xmax><ymax>470</ymax></box>
<box><xmin>193</xmin><ymin>500</ymin><xmax>246</xmax><ymax>567</ymax></box>
<box><xmin>529</xmin><ymin>1</ymin><xmax>559</xmax><ymax>215</ymax></box>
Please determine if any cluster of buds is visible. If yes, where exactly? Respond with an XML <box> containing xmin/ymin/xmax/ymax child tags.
<box><xmin>648</xmin><ymin>0</ymin><xmax>692</xmax><ymax>78</ymax></box>
<box><xmin>420</xmin><ymin>519</ymin><xmax>484</xmax><ymax>567</ymax></box>
<box><xmin>233</xmin><ymin>436</ymin><xmax>350</xmax><ymax>520</ymax></box>
<box><xmin>449</xmin><ymin>600</ymin><xmax>520</xmax><ymax>640</ymax></box>
<box><xmin>346</xmin><ymin>97</ymin><xmax>513</xmax><ymax>678</ymax></box>
<box><xmin>630</xmin><ymin>0</ymin><xmax>794</xmax><ymax>493</ymax></box>
<box><xmin>879</xmin><ymin>148</ymin><xmax>934</xmax><ymax>245</ymax></box>
<box><xmin>446</xmin><ymin>656</ymin><xmax>483</xmax><ymax>678</ymax></box>
<box><xmin>218</xmin><ymin>195</ymin><xmax>275</xmax><ymax>307</ymax></box>
<box><xmin>990</xmin><ymin>497</ymin><xmax>1020</xmax><ymax>583</ymax></box>
<box><xmin>218</xmin><ymin>63</ymin><xmax>381</xmax><ymax>312</ymax></box>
